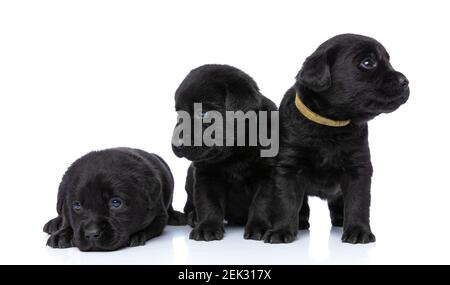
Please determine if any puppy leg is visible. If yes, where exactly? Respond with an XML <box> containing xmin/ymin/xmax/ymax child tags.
<box><xmin>43</xmin><ymin>216</ymin><xmax>63</xmax><ymax>234</ymax></box>
<box><xmin>47</xmin><ymin>226</ymin><xmax>73</xmax><ymax>248</ymax></box>
<box><xmin>189</xmin><ymin>173</ymin><xmax>226</xmax><ymax>241</ymax></box>
<box><xmin>167</xmin><ymin>206</ymin><xmax>187</xmax><ymax>226</ymax></box>
<box><xmin>245</xmin><ymin>186</ymin><xmax>272</xmax><ymax>240</ymax></box>
<box><xmin>129</xmin><ymin>214</ymin><xmax>168</xmax><ymax>247</ymax></box>
<box><xmin>298</xmin><ymin>196</ymin><xmax>310</xmax><ymax>230</ymax></box>
<box><xmin>263</xmin><ymin>169</ymin><xmax>303</xmax><ymax>244</ymax></box>
<box><xmin>183</xmin><ymin>192</ymin><xmax>196</xmax><ymax>227</ymax></box>
<box><xmin>341</xmin><ymin>172</ymin><xmax>376</xmax><ymax>244</ymax></box>
<box><xmin>183</xmin><ymin>165</ymin><xmax>196</xmax><ymax>227</ymax></box>
<box><xmin>186</xmin><ymin>210</ymin><xmax>196</xmax><ymax>228</ymax></box>
<box><xmin>328</xmin><ymin>195</ymin><xmax>344</xmax><ymax>227</ymax></box>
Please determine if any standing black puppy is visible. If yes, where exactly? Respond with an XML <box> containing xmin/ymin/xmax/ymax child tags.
<box><xmin>172</xmin><ymin>64</ymin><xmax>277</xmax><ymax>241</ymax></box>
<box><xmin>43</xmin><ymin>148</ymin><xmax>185</xmax><ymax>251</ymax></box>
<box><xmin>246</xmin><ymin>34</ymin><xmax>409</xmax><ymax>244</ymax></box>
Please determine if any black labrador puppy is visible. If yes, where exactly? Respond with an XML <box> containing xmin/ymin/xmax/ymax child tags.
<box><xmin>246</xmin><ymin>34</ymin><xmax>409</xmax><ymax>244</ymax></box>
<box><xmin>172</xmin><ymin>64</ymin><xmax>277</xmax><ymax>241</ymax></box>
<box><xmin>43</xmin><ymin>147</ymin><xmax>185</xmax><ymax>251</ymax></box>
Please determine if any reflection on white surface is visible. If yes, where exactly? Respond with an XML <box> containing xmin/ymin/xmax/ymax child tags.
<box><xmin>34</xmin><ymin>225</ymin><xmax>375</xmax><ymax>265</ymax></box>
<box><xmin>1</xmin><ymin>189</ymin><xmax>447</xmax><ymax>265</ymax></box>
<box><xmin>2</xmin><ymin>192</ymin><xmax>447</xmax><ymax>265</ymax></box>
<box><xmin>0</xmin><ymin>191</ymin><xmax>450</xmax><ymax>265</ymax></box>
<box><xmin>172</xmin><ymin>235</ymin><xmax>189</xmax><ymax>264</ymax></box>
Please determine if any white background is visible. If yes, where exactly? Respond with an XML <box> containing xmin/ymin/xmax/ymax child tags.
<box><xmin>0</xmin><ymin>0</ymin><xmax>449</xmax><ymax>265</ymax></box>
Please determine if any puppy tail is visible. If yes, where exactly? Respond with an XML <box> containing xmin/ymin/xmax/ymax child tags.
<box><xmin>167</xmin><ymin>205</ymin><xmax>187</xmax><ymax>226</ymax></box>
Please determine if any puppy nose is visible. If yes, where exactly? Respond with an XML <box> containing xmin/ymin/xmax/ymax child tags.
<box><xmin>398</xmin><ymin>75</ymin><xmax>409</xmax><ymax>89</ymax></box>
<box><xmin>84</xmin><ymin>228</ymin><xmax>101</xmax><ymax>241</ymax></box>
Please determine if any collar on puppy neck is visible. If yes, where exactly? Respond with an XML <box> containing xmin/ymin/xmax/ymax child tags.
<box><xmin>294</xmin><ymin>91</ymin><xmax>351</xmax><ymax>127</ymax></box>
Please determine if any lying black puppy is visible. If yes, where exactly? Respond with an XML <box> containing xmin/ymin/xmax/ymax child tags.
<box><xmin>172</xmin><ymin>64</ymin><xmax>277</xmax><ymax>241</ymax></box>
<box><xmin>43</xmin><ymin>148</ymin><xmax>185</xmax><ymax>251</ymax></box>
<box><xmin>247</xmin><ymin>34</ymin><xmax>409</xmax><ymax>244</ymax></box>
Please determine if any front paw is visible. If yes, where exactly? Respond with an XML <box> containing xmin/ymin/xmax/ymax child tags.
<box><xmin>263</xmin><ymin>228</ymin><xmax>297</xmax><ymax>244</ymax></box>
<box><xmin>129</xmin><ymin>232</ymin><xmax>148</xmax><ymax>247</ymax></box>
<box><xmin>46</xmin><ymin>230</ymin><xmax>73</xmax><ymax>248</ymax></box>
<box><xmin>43</xmin><ymin>217</ymin><xmax>62</xmax><ymax>234</ymax></box>
<box><xmin>189</xmin><ymin>223</ymin><xmax>224</xmax><ymax>241</ymax></box>
<box><xmin>244</xmin><ymin>225</ymin><xmax>268</xmax><ymax>241</ymax></box>
<box><xmin>342</xmin><ymin>226</ymin><xmax>376</xmax><ymax>244</ymax></box>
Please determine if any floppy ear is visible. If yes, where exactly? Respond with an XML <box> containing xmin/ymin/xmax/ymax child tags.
<box><xmin>224</xmin><ymin>83</ymin><xmax>262</xmax><ymax>112</ymax></box>
<box><xmin>56</xmin><ymin>171</ymin><xmax>73</xmax><ymax>216</ymax></box>
<box><xmin>144</xmin><ymin>176</ymin><xmax>164</xmax><ymax>205</ymax></box>
<box><xmin>296</xmin><ymin>49</ymin><xmax>331</xmax><ymax>92</ymax></box>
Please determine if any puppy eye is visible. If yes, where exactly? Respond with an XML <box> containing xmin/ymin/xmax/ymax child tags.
<box><xmin>72</xmin><ymin>201</ymin><xmax>81</xmax><ymax>211</ymax></box>
<box><xmin>360</xmin><ymin>57</ymin><xmax>378</xmax><ymax>70</ymax></box>
<box><xmin>199</xmin><ymin>111</ymin><xmax>209</xmax><ymax>118</ymax></box>
<box><xmin>194</xmin><ymin>111</ymin><xmax>209</xmax><ymax>120</ymax></box>
<box><xmin>110</xmin><ymin>198</ymin><xmax>123</xmax><ymax>209</ymax></box>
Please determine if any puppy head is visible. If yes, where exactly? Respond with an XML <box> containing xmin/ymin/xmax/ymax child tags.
<box><xmin>64</xmin><ymin>162</ymin><xmax>159</xmax><ymax>251</ymax></box>
<box><xmin>296</xmin><ymin>34</ymin><xmax>409</xmax><ymax>123</ymax></box>
<box><xmin>172</xmin><ymin>64</ymin><xmax>262</xmax><ymax>162</ymax></box>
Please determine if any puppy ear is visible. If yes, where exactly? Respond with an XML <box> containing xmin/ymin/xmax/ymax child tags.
<box><xmin>224</xmin><ymin>83</ymin><xmax>262</xmax><ymax>112</ymax></box>
<box><xmin>296</xmin><ymin>49</ymin><xmax>331</xmax><ymax>92</ymax></box>
<box><xmin>57</xmin><ymin>172</ymin><xmax>72</xmax><ymax>215</ymax></box>
<box><xmin>145</xmin><ymin>176</ymin><xmax>163</xmax><ymax>204</ymax></box>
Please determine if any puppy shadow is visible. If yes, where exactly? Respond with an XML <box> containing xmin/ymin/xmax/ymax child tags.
<box><xmin>326</xmin><ymin>227</ymin><xmax>374</xmax><ymax>264</ymax></box>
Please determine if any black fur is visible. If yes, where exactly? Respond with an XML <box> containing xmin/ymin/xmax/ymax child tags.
<box><xmin>43</xmin><ymin>147</ymin><xmax>185</xmax><ymax>251</ymax></box>
<box><xmin>172</xmin><ymin>64</ymin><xmax>277</xmax><ymax>241</ymax></box>
<box><xmin>245</xmin><ymin>34</ymin><xmax>409</xmax><ymax>244</ymax></box>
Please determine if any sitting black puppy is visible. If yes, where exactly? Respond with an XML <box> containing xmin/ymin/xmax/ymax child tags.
<box><xmin>43</xmin><ymin>148</ymin><xmax>185</xmax><ymax>251</ymax></box>
<box><xmin>172</xmin><ymin>64</ymin><xmax>277</xmax><ymax>241</ymax></box>
<box><xmin>246</xmin><ymin>34</ymin><xmax>409</xmax><ymax>244</ymax></box>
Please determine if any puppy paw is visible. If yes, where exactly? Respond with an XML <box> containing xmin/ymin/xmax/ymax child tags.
<box><xmin>46</xmin><ymin>231</ymin><xmax>73</xmax><ymax>248</ymax></box>
<box><xmin>342</xmin><ymin>227</ymin><xmax>376</xmax><ymax>244</ymax></box>
<box><xmin>244</xmin><ymin>226</ymin><xmax>267</xmax><ymax>241</ymax></box>
<box><xmin>43</xmin><ymin>217</ymin><xmax>62</xmax><ymax>234</ymax></box>
<box><xmin>263</xmin><ymin>229</ymin><xmax>296</xmax><ymax>244</ymax></box>
<box><xmin>189</xmin><ymin>224</ymin><xmax>224</xmax><ymax>241</ymax></box>
<box><xmin>129</xmin><ymin>232</ymin><xmax>148</xmax><ymax>247</ymax></box>
<box><xmin>298</xmin><ymin>220</ymin><xmax>310</xmax><ymax>230</ymax></box>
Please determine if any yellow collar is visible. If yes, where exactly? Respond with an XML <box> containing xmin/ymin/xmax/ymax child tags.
<box><xmin>294</xmin><ymin>92</ymin><xmax>351</xmax><ymax>127</ymax></box>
